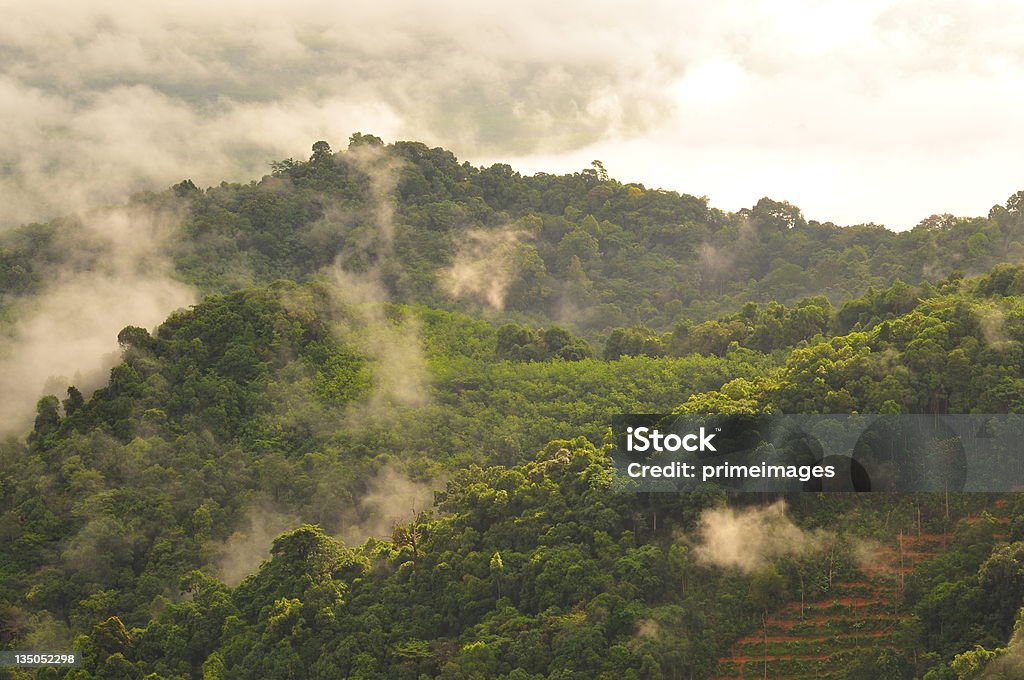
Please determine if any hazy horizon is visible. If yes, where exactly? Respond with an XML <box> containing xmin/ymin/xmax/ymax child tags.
<box><xmin>3</xmin><ymin>0</ymin><xmax>1023</xmax><ymax>230</ymax></box>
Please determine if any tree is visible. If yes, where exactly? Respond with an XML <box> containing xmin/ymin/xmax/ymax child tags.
<box><xmin>63</xmin><ymin>385</ymin><xmax>85</xmax><ymax>416</ymax></box>
<box><xmin>490</xmin><ymin>551</ymin><xmax>505</xmax><ymax>599</ymax></box>
<box><xmin>117</xmin><ymin>325</ymin><xmax>154</xmax><ymax>352</ymax></box>
<box><xmin>749</xmin><ymin>566</ymin><xmax>787</xmax><ymax>680</ymax></box>
<box><xmin>310</xmin><ymin>140</ymin><xmax>332</xmax><ymax>162</ymax></box>
<box><xmin>979</xmin><ymin>543</ymin><xmax>1024</xmax><ymax>628</ymax></box>
<box><xmin>748</xmin><ymin>197</ymin><xmax>807</xmax><ymax>233</ymax></box>
<box><xmin>28</xmin><ymin>395</ymin><xmax>60</xmax><ymax>448</ymax></box>
<box><xmin>348</xmin><ymin>132</ymin><xmax>383</xmax><ymax>148</ymax></box>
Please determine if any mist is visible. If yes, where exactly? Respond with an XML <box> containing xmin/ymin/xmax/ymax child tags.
<box><xmin>441</xmin><ymin>228</ymin><xmax>526</xmax><ymax>310</ymax></box>
<box><xmin>979</xmin><ymin>646</ymin><xmax>1024</xmax><ymax>679</ymax></box>
<box><xmin>337</xmin><ymin>463</ymin><xmax>439</xmax><ymax>545</ymax></box>
<box><xmin>320</xmin><ymin>146</ymin><xmax>432</xmax><ymax>421</ymax></box>
<box><xmin>0</xmin><ymin>0</ymin><xmax>686</xmax><ymax>229</ymax></box>
<box><xmin>215</xmin><ymin>505</ymin><xmax>299</xmax><ymax>586</ymax></box>
<box><xmin>345</xmin><ymin>143</ymin><xmax>404</xmax><ymax>255</ymax></box>
<box><xmin>213</xmin><ymin>465</ymin><xmax>439</xmax><ymax>584</ymax></box>
<box><xmin>0</xmin><ymin>204</ymin><xmax>195</xmax><ymax>434</ymax></box>
<box><xmin>349</xmin><ymin>297</ymin><xmax>432</xmax><ymax>416</ymax></box>
<box><xmin>977</xmin><ymin>303</ymin><xmax>1010</xmax><ymax>350</ymax></box>
<box><xmin>697</xmin><ymin>242</ymin><xmax>733</xmax><ymax>290</ymax></box>
<box><xmin>4</xmin><ymin>1</ymin><xmax>1018</xmax><ymax>230</ymax></box>
<box><xmin>321</xmin><ymin>271</ymin><xmax>431</xmax><ymax>426</ymax></box>
<box><xmin>207</xmin><ymin>137</ymin><xmax>434</xmax><ymax>436</ymax></box>
<box><xmin>691</xmin><ymin>500</ymin><xmax>829</xmax><ymax>573</ymax></box>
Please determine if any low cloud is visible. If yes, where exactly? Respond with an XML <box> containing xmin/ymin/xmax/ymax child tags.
<box><xmin>338</xmin><ymin>464</ymin><xmax>439</xmax><ymax>545</ymax></box>
<box><xmin>323</xmin><ymin>155</ymin><xmax>432</xmax><ymax>421</ymax></box>
<box><xmin>440</xmin><ymin>228</ymin><xmax>526</xmax><ymax>310</ymax></box>
<box><xmin>345</xmin><ymin>143</ymin><xmax>404</xmax><ymax>256</ymax></box>
<box><xmin>216</xmin><ymin>505</ymin><xmax>299</xmax><ymax>586</ymax></box>
<box><xmin>697</xmin><ymin>242</ymin><xmax>733</xmax><ymax>289</ymax></box>
<box><xmin>4</xmin><ymin>1</ymin><xmax>1024</xmax><ymax>232</ymax></box>
<box><xmin>978</xmin><ymin>640</ymin><xmax>1024</xmax><ymax>679</ymax></box>
<box><xmin>0</xmin><ymin>0</ymin><xmax>688</xmax><ymax>229</ymax></box>
<box><xmin>326</xmin><ymin>270</ymin><xmax>431</xmax><ymax>421</ymax></box>
<box><xmin>691</xmin><ymin>500</ymin><xmax>829</xmax><ymax>573</ymax></box>
<box><xmin>0</xmin><ymin>204</ymin><xmax>195</xmax><ymax>434</ymax></box>
<box><xmin>214</xmin><ymin>465</ymin><xmax>440</xmax><ymax>583</ymax></box>
<box><xmin>977</xmin><ymin>304</ymin><xmax>1010</xmax><ymax>350</ymax></box>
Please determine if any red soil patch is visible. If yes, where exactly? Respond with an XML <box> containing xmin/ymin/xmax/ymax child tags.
<box><xmin>713</xmin><ymin>525</ymin><xmax>965</xmax><ymax>679</ymax></box>
<box><xmin>829</xmin><ymin>597</ymin><xmax>885</xmax><ymax>607</ymax></box>
<box><xmin>768</xmin><ymin>614</ymin><xmax>901</xmax><ymax>629</ymax></box>
<box><xmin>727</xmin><ymin>653</ymin><xmax>831</xmax><ymax>663</ymax></box>
<box><xmin>737</xmin><ymin>630</ymin><xmax>891</xmax><ymax>645</ymax></box>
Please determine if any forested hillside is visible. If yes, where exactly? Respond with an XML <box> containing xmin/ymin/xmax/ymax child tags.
<box><xmin>4</xmin><ymin>135</ymin><xmax>1024</xmax><ymax>331</ymax></box>
<box><xmin>3</xmin><ymin>138</ymin><xmax>1024</xmax><ymax>679</ymax></box>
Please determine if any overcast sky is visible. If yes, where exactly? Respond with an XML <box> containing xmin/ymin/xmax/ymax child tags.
<box><xmin>2</xmin><ymin>0</ymin><xmax>1023</xmax><ymax>229</ymax></box>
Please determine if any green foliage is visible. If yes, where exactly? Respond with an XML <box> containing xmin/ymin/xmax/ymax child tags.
<box><xmin>6</xmin><ymin>269</ymin><xmax>1024</xmax><ymax>676</ymax></box>
<box><xmin>495</xmin><ymin>323</ymin><xmax>592</xmax><ymax>361</ymax></box>
<box><xmin>5</xmin><ymin>140</ymin><xmax>1024</xmax><ymax>678</ymax></box>
<box><xmin>7</xmin><ymin>139</ymin><xmax>1024</xmax><ymax>329</ymax></box>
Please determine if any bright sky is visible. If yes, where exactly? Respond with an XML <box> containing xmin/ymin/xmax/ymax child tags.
<box><xmin>2</xmin><ymin>0</ymin><xmax>1023</xmax><ymax>229</ymax></box>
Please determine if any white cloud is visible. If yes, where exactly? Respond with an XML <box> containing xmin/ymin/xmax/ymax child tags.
<box><xmin>0</xmin><ymin>0</ymin><xmax>1023</xmax><ymax>228</ymax></box>
<box><xmin>498</xmin><ymin>0</ymin><xmax>1024</xmax><ymax>228</ymax></box>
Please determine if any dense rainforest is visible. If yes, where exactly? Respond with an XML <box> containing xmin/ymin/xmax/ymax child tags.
<box><xmin>3</xmin><ymin>136</ymin><xmax>1024</xmax><ymax>678</ymax></box>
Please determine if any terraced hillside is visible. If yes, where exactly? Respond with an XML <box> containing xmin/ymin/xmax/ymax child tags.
<box><xmin>711</xmin><ymin>531</ymin><xmax>951</xmax><ymax>680</ymax></box>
